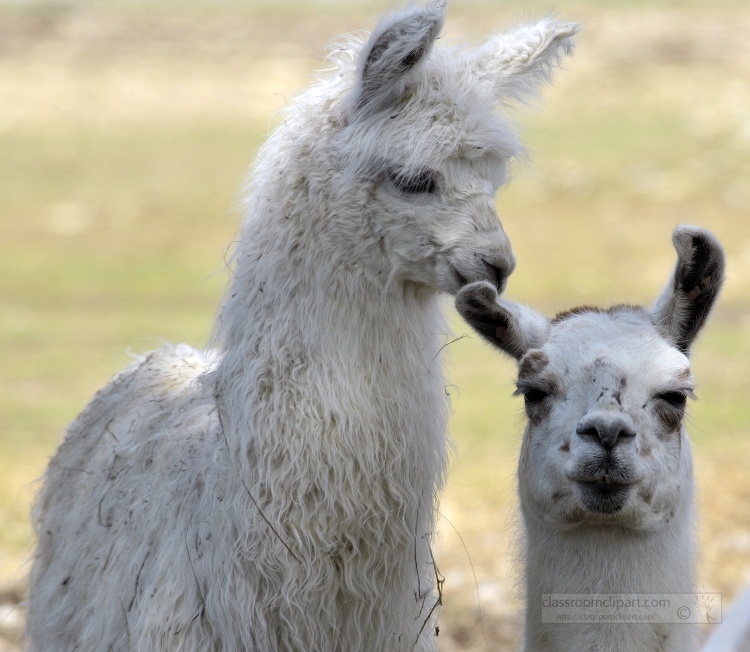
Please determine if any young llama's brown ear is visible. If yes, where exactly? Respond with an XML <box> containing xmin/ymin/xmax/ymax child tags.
<box><xmin>352</xmin><ymin>2</ymin><xmax>446</xmax><ymax>119</ymax></box>
<box><xmin>651</xmin><ymin>225</ymin><xmax>725</xmax><ymax>354</ymax></box>
<box><xmin>455</xmin><ymin>281</ymin><xmax>548</xmax><ymax>360</ymax></box>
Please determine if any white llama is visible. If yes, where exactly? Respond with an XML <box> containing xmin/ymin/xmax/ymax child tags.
<box><xmin>27</xmin><ymin>4</ymin><xmax>579</xmax><ymax>651</ymax></box>
<box><xmin>455</xmin><ymin>225</ymin><xmax>725</xmax><ymax>652</ymax></box>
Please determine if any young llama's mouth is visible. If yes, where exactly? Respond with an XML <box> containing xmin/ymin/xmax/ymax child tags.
<box><xmin>572</xmin><ymin>480</ymin><xmax>634</xmax><ymax>515</ymax></box>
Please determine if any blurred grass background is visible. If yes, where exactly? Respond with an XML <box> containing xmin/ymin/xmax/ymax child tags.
<box><xmin>1</xmin><ymin>1</ymin><xmax>749</xmax><ymax>649</ymax></box>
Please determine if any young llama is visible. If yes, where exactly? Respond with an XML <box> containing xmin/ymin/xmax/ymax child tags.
<box><xmin>456</xmin><ymin>225</ymin><xmax>725</xmax><ymax>652</ymax></box>
<box><xmin>26</xmin><ymin>4</ymin><xmax>579</xmax><ymax>651</ymax></box>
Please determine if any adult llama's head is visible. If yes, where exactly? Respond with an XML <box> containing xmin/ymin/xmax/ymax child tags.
<box><xmin>250</xmin><ymin>2</ymin><xmax>579</xmax><ymax>296</ymax></box>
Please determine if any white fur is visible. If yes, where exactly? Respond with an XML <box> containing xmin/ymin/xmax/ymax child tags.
<box><xmin>26</xmin><ymin>4</ymin><xmax>578</xmax><ymax>651</ymax></box>
<box><xmin>455</xmin><ymin>226</ymin><xmax>725</xmax><ymax>652</ymax></box>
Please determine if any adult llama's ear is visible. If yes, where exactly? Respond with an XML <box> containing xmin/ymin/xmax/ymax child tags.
<box><xmin>456</xmin><ymin>281</ymin><xmax>548</xmax><ymax>360</ymax></box>
<box><xmin>464</xmin><ymin>16</ymin><xmax>580</xmax><ymax>105</ymax></box>
<box><xmin>353</xmin><ymin>1</ymin><xmax>446</xmax><ymax>118</ymax></box>
<box><xmin>652</xmin><ymin>225</ymin><xmax>725</xmax><ymax>354</ymax></box>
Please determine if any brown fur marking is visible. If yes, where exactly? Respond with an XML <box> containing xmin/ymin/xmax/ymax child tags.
<box><xmin>519</xmin><ymin>350</ymin><xmax>549</xmax><ymax>379</ymax></box>
<box><xmin>551</xmin><ymin>304</ymin><xmax>646</xmax><ymax>324</ymax></box>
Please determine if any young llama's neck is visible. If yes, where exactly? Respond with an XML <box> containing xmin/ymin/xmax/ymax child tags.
<box><xmin>521</xmin><ymin>471</ymin><xmax>697</xmax><ymax>652</ymax></box>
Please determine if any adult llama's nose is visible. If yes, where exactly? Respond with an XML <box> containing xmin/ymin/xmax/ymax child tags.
<box><xmin>481</xmin><ymin>251</ymin><xmax>516</xmax><ymax>292</ymax></box>
<box><xmin>473</xmin><ymin>224</ymin><xmax>516</xmax><ymax>292</ymax></box>
<box><xmin>576</xmin><ymin>412</ymin><xmax>637</xmax><ymax>450</ymax></box>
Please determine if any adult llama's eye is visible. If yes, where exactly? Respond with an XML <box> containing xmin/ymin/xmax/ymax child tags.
<box><xmin>655</xmin><ymin>391</ymin><xmax>687</xmax><ymax>408</ymax></box>
<box><xmin>389</xmin><ymin>169</ymin><xmax>439</xmax><ymax>195</ymax></box>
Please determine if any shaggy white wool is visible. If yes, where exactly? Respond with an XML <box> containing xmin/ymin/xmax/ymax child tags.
<box><xmin>27</xmin><ymin>3</ymin><xmax>578</xmax><ymax>650</ymax></box>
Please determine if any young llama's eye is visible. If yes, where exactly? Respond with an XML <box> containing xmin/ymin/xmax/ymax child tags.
<box><xmin>523</xmin><ymin>388</ymin><xmax>550</xmax><ymax>405</ymax></box>
<box><xmin>389</xmin><ymin>169</ymin><xmax>439</xmax><ymax>195</ymax></box>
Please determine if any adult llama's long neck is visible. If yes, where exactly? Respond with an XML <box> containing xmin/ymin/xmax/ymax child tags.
<box><xmin>212</xmin><ymin>161</ymin><xmax>451</xmax><ymax>466</ymax></box>
<box><xmin>211</xmin><ymin>121</ymin><xmax>451</xmax><ymax>457</ymax></box>
<box><xmin>204</xmin><ymin>114</ymin><xmax>452</xmax><ymax>650</ymax></box>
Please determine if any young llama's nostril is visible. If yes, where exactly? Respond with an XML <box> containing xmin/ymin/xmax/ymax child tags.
<box><xmin>576</xmin><ymin>413</ymin><xmax>636</xmax><ymax>450</ymax></box>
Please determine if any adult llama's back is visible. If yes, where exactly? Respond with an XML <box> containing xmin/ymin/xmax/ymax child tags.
<box><xmin>27</xmin><ymin>3</ymin><xmax>578</xmax><ymax>650</ymax></box>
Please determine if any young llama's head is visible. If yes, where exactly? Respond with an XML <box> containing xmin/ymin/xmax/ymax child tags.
<box><xmin>243</xmin><ymin>2</ymin><xmax>579</xmax><ymax>297</ymax></box>
<box><xmin>456</xmin><ymin>226</ymin><xmax>725</xmax><ymax>532</ymax></box>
